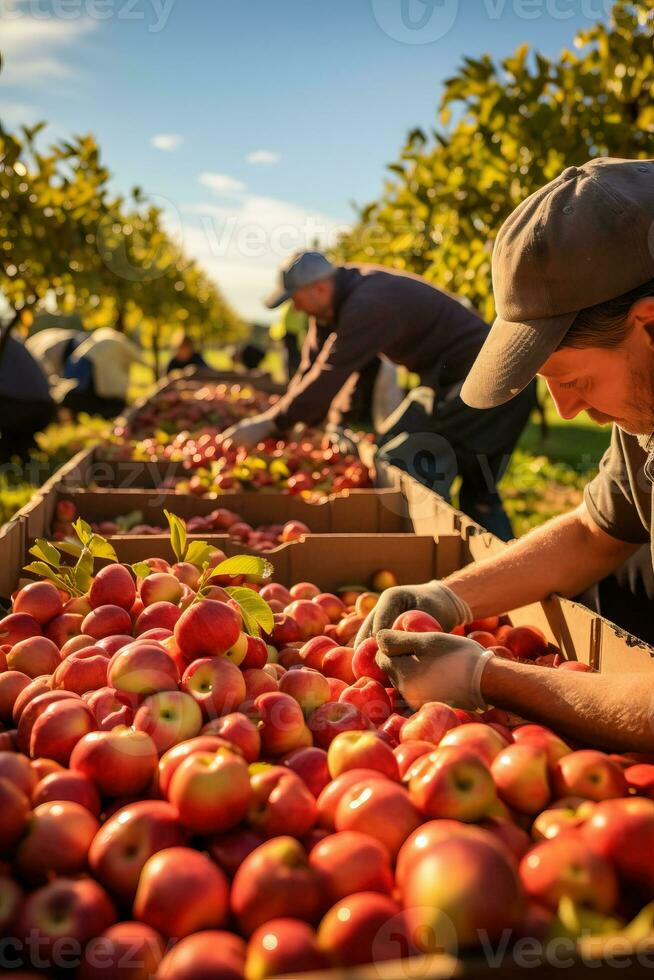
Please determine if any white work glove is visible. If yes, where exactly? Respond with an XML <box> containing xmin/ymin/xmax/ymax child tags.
<box><xmin>355</xmin><ymin>581</ymin><xmax>472</xmax><ymax>646</ymax></box>
<box><xmin>321</xmin><ymin>425</ymin><xmax>358</xmax><ymax>457</ymax></box>
<box><xmin>376</xmin><ymin>630</ymin><xmax>494</xmax><ymax>712</ymax></box>
<box><xmin>222</xmin><ymin>415</ymin><xmax>276</xmax><ymax>450</ymax></box>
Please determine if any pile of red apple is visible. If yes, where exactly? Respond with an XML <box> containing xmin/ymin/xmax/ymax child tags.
<box><xmin>1</xmin><ymin>557</ymin><xmax>653</xmax><ymax>978</ymax></box>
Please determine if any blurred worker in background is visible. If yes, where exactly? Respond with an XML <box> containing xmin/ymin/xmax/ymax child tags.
<box><xmin>224</xmin><ymin>252</ymin><xmax>536</xmax><ymax>539</ymax></box>
<box><xmin>0</xmin><ymin>332</ymin><xmax>55</xmax><ymax>462</ymax></box>
<box><xmin>62</xmin><ymin>326</ymin><xmax>146</xmax><ymax>419</ymax></box>
<box><xmin>167</xmin><ymin>332</ymin><xmax>208</xmax><ymax>375</ymax></box>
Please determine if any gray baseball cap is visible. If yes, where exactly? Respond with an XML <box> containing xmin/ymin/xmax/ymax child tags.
<box><xmin>265</xmin><ymin>251</ymin><xmax>335</xmax><ymax>309</ymax></box>
<box><xmin>461</xmin><ymin>158</ymin><xmax>654</xmax><ymax>409</ymax></box>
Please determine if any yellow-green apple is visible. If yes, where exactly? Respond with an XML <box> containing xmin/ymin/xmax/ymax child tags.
<box><xmin>0</xmin><ymin>670</ymin><xmax>31</xmax><ymax>722</ymax></box>
<box><xmin>393</xmin><ymin>610</ymin><xmax>443</xmax><ymax>632</ymax></box>
<box><xmin>314</xmin><ymin>593</ymin><xmax>346</xmax><ymax>624</ymax></box>
<box><xmin>89</xmin><ymin>564</ymin><xmax>136</xmax><ymax>612</ymax></box>
<box><xmin>0</xmin><ymin>874</ymin><xmax>23</xmax><ymax>934</ymax></box>
<box><xmin>78</xmin><ymin>921</ymin><xmax>166</xmax><ymax>980</ymax></box>
<box><xmin>317</xmin><ymin>892</ymin><xmax>402</xmax><ymax>968</ymax></box>
<box><xmin>248</xmin><ymin>691</ymin><xmax>311</xmax><ymax>757</ymax></box>
<box><xmin>231</xmin><ymin>837</ymin><xmax>324</xmax><ymax>936</ymax></box>
<box><xmin>247</xmin><ymin>765</ymin><xmax>317</xmax><ymax>837</ymax></box>
<box><xmin>284</xmin><ymin>746</ymin><xmax>330</xmax><ymax>797</ymax></box>
<box><xmin>82</xmin><ymin>604</ymin><xmax>133</xmax><ymax>640</ymax></box>
<box><xmin>245</xmin><ymin>918</ymin><xmax>326</xmax><ymax>979</ymax></box>
<box><xmin>134</xmin><ymin>690</ymin><xmax>203</xmax><ymax>753</ymax></box>
<box><xmin>327</xmin><ymin>730</ymin><xmax>399</xmax><ymax>781</ymax></box>
<box><xmin>278</xmin><ymin>666</ymin><xmax>330</xmax><ymax>716</ymax></box>
<box><xmin>134</xmin><ymin>846</ymin><xmax>229</xmax><ymax>938</ymax></box>
<box><xmin>339</xmin><ymin>678</ymin><xmax>392</xmax><ymax>725</ymax></box>
<box><xmin>16</xmin><ymin>800</ymin><xmax>99</xmax><ymax>882</ymax></box>
<box><xmin>309</xmin><ymin>830</ymin><xmax>393</xmax><ymax>902</ymax></box>
<box><xmin>285</xmin><ymin>600</ymin><xmax>329</xmax><ymax>641</ymax></box>
<box><xmin>307</xmin><ymin>701</ymin><xmax>370</xmax><ymax>750</ymax></box>
<box><xmin>17</xmin><ymin>878</ymin><xmax>116</xmax><ymax>955</ymax></box>
<box><xmin>299</xmin><ymin>635</ymin><xmax>337</xmax><ymax>670</ymax></box>
<box><xmin>209</xmin><ymin>829</ymin><xmax>265</xmax><ymax>878</ymax></box>
<box><xmin>403</xmin><ymin>831</ymin><xmax>523</xmax><ymax>951</ymax></box>
<box><xmin>491</xmin><ymin>742</ymin><xmax>552</xmax><ymax>814</ymax></box>
<box><xmin>202</xmin><ymin>712</ymin><xmax>261</xmax><ymax>763</ymax></box>
<box><xmin>0</xmin><ymin>776</ymin><xmax>30</xmax><ymax>846</ymax></box>
<box><xmin>174</xmin><ymin>599</ymin><xmax>241</xmax><ymax>659</ymax></box>
<box><xmin>552</xmin><ymin>750</ymin><xmax>628</xmax><ymax>801</ymax></box>
<box><xmin>32</xmin><ymin>769</ymin><xmax>101</xmax><ymax>816</ymax></box>
<box><xmin>439</xmin><ymin>722</ymin><xmax>509</xmax><ymax>765</ymax></box>
<box><xmin>13</xmin><ymin>581</ymin><xmax>63</xmax><ymax>625</ymax></box>
<box><xmin>351</xmin><ymin>637</ymin><xmax>387</xmax><ymax>684</ymax></box>
<box><xmin>140</xmin><ymin>572</ymin><xmax>183</xmax><ymax>607</ymax></box>
<box><xmin>89</xmin><ymin>800</ymin><xmax>185</xmax><ymax>904</ymax></box>
<box><xmin>182</xmin><ymin>657</ymin><xmax>247</xmax><ymax>719</ymax></box>
<box><xmin>86</xmin><ymin>686</ymin><xmax>134</xmax><ymax>730</ymax></box>
<box><xmin>225</xmin><ymin>631</ymin><xmax>248</xmax><ymax>667</ymax></box>
<box><xmin>52</xmin><ymin>646</ymin><xmax>109</xmax><ymax>695</ymax></box>
<box><xmin>156</xmin><ymin>930</ymin><xmax>246</xmax><ymax>980</ymax></box>
<box><xmin>45</xmin><ymin>612</ymin><xmax>84</xmax><ymax>647</ymax></box>
<box><xmin>0</xmin><ymin>611</ymin><xmax>42</xmax><ymax>645</ymax></box>
<box><xmin>400</xmin><ymin>702</ymin><xmax>459</xmax><ymax>745</ymax></box>
<box><xmin>583</xmin><ymin>797</ymin><xmax>654</xmax><ymax>892</ymax></box>
<box><xmin>409</xmin><ymin>746</ymin><xmax>497</xmax><ymax>821</ymax></box>
<box><xmin>7</xmin><ymin>636</ymin><xmax>60</xmax><ymax>677</ymax></box>
<box><xmin>0</xmin><ymin>749</ymin><xmax>37</xmax><ymax>796</ymax></box>
<box><xmin>107</xmin><ymin>641</ymin><xmax>179</xmax><ymax>696</ymax></box>
<box><xmin>134</xmin><ymin>601</ymin><xmax>182</xmax><ymax>636</ymax></box>
<box><xmin>512</xmin><ymin>723</ymin><xmax>571</xmax><ymax>768</ymax></box>
<box><xmin>29</xmin><ymin>697</ymin><xmax>95</xmax><ymax>765</ymax></box>
<box><xmin>70</xmin><ymin>727</ymin><xmax>158</xmax><ymax>797</ymax></box>
<box><xmin>321</xmin><ymin>646</ymin><xmax>356</xmax><ymax>685</ymax></box>
<box><xmin>520</xmin><ymin>835</ymin><xmax>618</xmax><ymax>912</ymax></box>
<box><xmin>168</xmin><ymin>747</ymin><xmax>252</xmax><ymax>833</ymax></box>
<box><xmin>290</xmin><ymin>582</ymin><xmax>320</xmax><ymax>600</ymax></box>
<box><xmin>335</xmin><ymin>779</ymin><xmax>421</xmax><ymax>858</ymax></box>
<box><xmin>393</xmin><ymin>741</ymin><xmax>433</xmax><ymax>782</ymax></box>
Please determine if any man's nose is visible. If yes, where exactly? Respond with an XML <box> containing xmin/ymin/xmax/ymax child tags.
<box><xmin>548</xmin><ymin>383</ymin><xmax>587</xmax><ymax>420</ymax></box>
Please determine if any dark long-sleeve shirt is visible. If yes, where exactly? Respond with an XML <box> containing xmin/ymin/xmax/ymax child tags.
<box><xmin>272</xmin><ymin>264</ymin><xmax>490</xmax><ymax>430</ymax></box>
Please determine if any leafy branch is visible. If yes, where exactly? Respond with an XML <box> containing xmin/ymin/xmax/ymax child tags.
<box><xmin>25</xmin><ymin>518</ymin><xmax>118</xmax><ymax>597</ymax></box>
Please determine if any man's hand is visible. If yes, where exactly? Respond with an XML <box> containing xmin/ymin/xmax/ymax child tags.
<box><xmin>376</xmin><ymin>630</ymin><xmax>494</xmax><ymax>712</ymax></box>
<box><xmin>354</xmin><ymin>581</ymin><xmax>471</xmax><ymax>647</ymax></box>
<box><xmin>221</xmin><ymin>415</ymin><xmax>276</xmax><ymax>451</ymax></box>
<box><xmin>322</xmin><ymin>425</ymin><xmax>358</xmax><ymax>457</ymax></box>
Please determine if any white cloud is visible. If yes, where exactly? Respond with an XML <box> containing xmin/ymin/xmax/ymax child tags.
<box><xmin>169</xmin><ymin>194</ymin><xmax>349</xmax><ymax>322</ymax></box>
<box><xmin>246</xmin><ymin>149</ymin><xmax>281</xmax><ymax>166</ymax></box>
<box><xmin>198</xmin><ymin>172</ymin><xmax>246</xmax><ymax>196</ymax></box>
<box><xmin>1</xmin><ymin>15</ymin><xmax>97</xmax><ymax>87</ymax></box>
<box><xmin>150</xmin><ymin>134</ymin><xmax>184</xmax><ymax>152</ymax></box>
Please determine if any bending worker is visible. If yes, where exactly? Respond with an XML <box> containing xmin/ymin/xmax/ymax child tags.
<box><xmin>356</xmin><ymin>157</ymin><xmax>654</xmax><ymax>754</ymax></box>
<box><xmin>223</xmin><ymin>252</ymin><xmax>536</xmax><ymax>540</ymax></box>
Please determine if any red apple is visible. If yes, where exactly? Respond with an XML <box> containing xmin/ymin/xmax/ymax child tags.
<box><xmin>82</xmin><ymin>604</ymin><xmax>133</xmax><ymax>640</ymax></box>
<box><xmin>310</xmin><ymin>830</ymin><xmax>393</xmax><ymax>902</ymax></box>
<box><xmin>168</xmin><ymin>747</ymin><xmax>252</xmax><ymax>834</ymax></box>
<box><xmin>70</xmin><ymin>727</ymin><xmax>158</xmax><ymax>797</ymax></box>
<box><xmin>203</xmin><ymin>712</ymin><xmax>261</xmax><ymax>763</ymax></box>
<box><xmin>409</xmin><ymin>745</ymin><xmax>497</xmax><ymax>822</ymax></box>
<box><xmin>89</xmin><ymin>800</ymin><xmax>185</xmax><ymax>903</ymax></box>
<box><xmin>380</xmin><ymin>712</ymin><xmax>407</xmax><ymax>747</ymax></box>
<box><xmin>174</xmin><ymin>599</ymin><xmax>241</xmax><ymax>659</ymax></box>
<box><xmin>351</xmin><ymin>636</ymin><xmax>387</xmax><ymax>684</ymax></box>
<box><xmin>317</xmin><ymin>891</ymin><xmax>402</xmax><ymax>967</ymax></box>
<box><xmin>52</xmin><ymin>645</ymin><xmax>109</xmax><ymax>695</ymax></box>
<box><xmin>328</xmin><ymin>730</ymin><xmax>399</xmax><ymax>781</ymax></box>
<box><xmin>135</xmin><ymin>601</ymin><xmax>183</xmax><ymax>635</ymax></box>
<box><xmin>241</xmin><ymin>634</ymin><xmax>268</xmax><ymax>670</ymax></box>
<box><xmin>29</xmin><ymin>697</ymin><xmax>95</xmax><ymax>765</ymax></box>
<box><xmin>140</xmin><ymin>572</ymin><xmax>183</xmax><ymax>607</ymax></box>
<box><xmin>321</xmin><ymin>646</ymin><xmax>356</xmax><ymax>685</ymax></box>
<box><xmin>339</xmin><ymin>677</ymin><xmax>392</xmax><ymax>725</ymax></box>
<box><xmin>314</xmin><ymin>593</ymin><xmax>347</xmax><ymax>623</ymax></box>
<box><xmin>299</xmin><ymin>635</ymin><xmax>337</xmax><ymax>669</ymax></box>
<box><xmin>512</xmin><ymin>723</ymin><xmax>571</xmax><ymax>768</ymax></box>
<box><xmin>16</xmin><ymin>800</ymin><xmax>99</xmax><ymax>882</ymax></box>
<box><xmin>583</xmin><ymin>797</ymin><xmax>654</xmax><ymax>892</ymax></box>
<box><xmin>335</xmin><ymin>778</ymin><xmax>421</xmax><ymax>858</ymax></box>
<box><xmin>394</xmin><ymin>740</ymin><xmax>434</xmax><ymax>780</ymax></box>
<box><xmin>0</xmin><ymin>670</ymin><xmax>31</xmax><ymax>722</ymax></box>
<box><xmin>0</xmin><ymin>749</ymin><xmax>37</xmax><ymax>796</ymax></box>
<box><xmin>491</xmin><ymin>742</ymin><xmax>551</xmax><ymax>814</ymax></box>
<box><xmin>246</xmin><ymin>918</ymin><xmax>326</xmax><ymax>979</ymax></box>
<box><xmin>0</xmin><ymin>776</ymin><xmax>30</xmax><ymax>846</ymax></box>
<box><xmin>504</xmin><ymin>625</ymin><xmax>548</xmax><ymax>660</ymax></box>
<box><xmin>134</xmin><ymin>846</ymin><xmax>229</xmax><ymax>938</ymax></box>
<box><xmin>248</xmin><ymin>691</ymin><xmax>310</xmax><ymax>757</ymax></box>
<box><xmin>248</xmin><ymin>765</ymin><xmax>318</xmax><ymax>838</ymax></box>
<box><xmin>17</xmin><ymin>878</ymin><xmax>116</xmax><ymax>954</ymax></box>
<box><xmin>335</xmin><ymin>615</ymin><xmax>364</xmax><ymax>645</ymax></box>
<box><xmin>283</xmin><ymin>746</ymin><xmax>330</xmax><ymax>798</ymax></box>
<box><xmin>32</xmin><ymin>769</ymin><xmax>101</xmax><ymax>815</ymax></box>
<box><xmin>7</xmin><ymin>636</ymin><xmax>60</xmax><ymax>677</ymax></box>
<box><xmin>89</xmin><ymin>564</ymin><xmax>136</xmax><ymax>611</ymax></box>
<box><xmin>285</xmin><ymin>600</ymin><xmax>329</xmax><ymax>641</ymax></box>
<box><xmin>108</xmin><ymin>641</ymin><xmax>179</xmax><ymax>696</ymax></box>
<box><xmin>157</xmin><ymin>931</ymin><xmax>246</xmax><ymax>980</ymax></box>
<box><xmin>0</xmin><ymin>874</ymin><xmax>23</xmax><ymax>935</ymax></box>
<box><xmin>78</xmin><ymin>921</ymin><xmax>166</xmax><ymax>980</ymax></box>
<box><xmin>279</xmin><ymin>666</ymin><xmax>330</xmax><ymax>716</ymax></box>
<box><xmin>0</xmin><ymin>612</ymin><xmax>42</xmax><ymax>646</ymax></box>
<box><xmin>552</xmin><ymin>750</ymin><xmax>628</xmax><ymax>801</ymax></box>
<box><xmin>181</xmin><ymin>656</ymin><xmax>246</xmax><ymax>721</ymax></box>
<box><xmin>208</xmin><ymin>829</ymin><xmax>264</xmax><ymax>878</ymax></box>
<box><xmin>231</xmin><ymin>837</ymin><xmax>324</xmax><ymax>936</ymax></box>
<box><xmin>400</xmin><ymin>702</ymin><xmax>459</xmax><ymax>744</ymax></box>
<box><xmin>134</xmin><ymin>690</ymin><xmax>203</xmax><ymax>753</ymax></box>
<box><xmin>12</xmin><ymin>675</ymin><xmax>52</xmax><ymax>724</ymax></box>
<box><xmin>520</xmin><ymin>835</ymin><xmax>619</xmax><ymax>912</ymax></box>
<box><xmin>45</xmin><ymin>612</ymin><xmax>84</xmax><ymax>647</ymax></box>
<box><xmin>13</xmin><ymin>581</ymin><xmax>63</xmax><ymax>625</ymax></box>
<box><xmin>307</xmin><ymin>701</ymin><xmax>370</xmax><ymax>750</ymax></box>
<box><xmin>260</xmin><ymin>583</ymin><xmax>292</xmax><ymax>605</ymax></box>
<box><xmin>289</xmin><ymin>582</ymin><xmax>320</xmax><ymax>600</ymax></box>
<box><xmin>86</xmin><ymin>686</ymin><xmax>134</xmax><ymax>730</ymax></box>
<box><xmin>440</xmin><ymin>722</ymin><xmax>509</xmax><ymax>765</ymax></box>
<box><xmin>393</xmin><ymin>610</ymin><xmax>443</xmax><ymax>632</ymax></box>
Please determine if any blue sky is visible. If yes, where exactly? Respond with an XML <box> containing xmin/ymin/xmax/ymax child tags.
<box><xmin>2</xmin><ymin>0</ymin><xmax>611</xmax><ymax>321</ymax></box>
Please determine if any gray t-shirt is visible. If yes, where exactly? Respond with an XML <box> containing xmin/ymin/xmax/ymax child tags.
<box><xmin>0</xmin><ymin>335</ymin><xmax>52</xmax><ymax>403</ymax></box>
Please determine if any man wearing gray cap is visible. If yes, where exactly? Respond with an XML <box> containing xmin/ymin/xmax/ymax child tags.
<box><xmin>222</xmin><ymin>251</ymin><xmax>536</xmax><ymax>538</ymax></box>
<box><xmin>358</xmin><ymin>157</ymin><xmax>654</xmax><ymax>752</ymax></box>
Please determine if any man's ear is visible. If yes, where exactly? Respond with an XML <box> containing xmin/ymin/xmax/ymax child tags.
<box><xmin>630</xmin><ymin>297</ymin><xmax>654</xmax><ymax>350</ymax></box>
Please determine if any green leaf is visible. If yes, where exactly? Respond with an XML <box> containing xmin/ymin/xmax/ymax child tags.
<box><xmin>74</xmin><ymin>549</ymin><xmax>94</xmax><ymax>594</ymax></box>
<box><xmin>23</xmin><ymin>561</ymin><xmax>76</xmax><ymax>594</ymax></box>
<box><xmin>185</xmin><ymin>540</ymin><xmax>216</xmax><ymax>569</ymax></box>
<box><xmin>56</xmin><ymin>540</ymin><xmax>84</xmax><ymax>559</ymax></box>
<box><xmin>225</xmin><ymin>586</ymin><xmax>274</xmax><ymax>636</ymax></box>
<box><xmin>29</xmin><ymin>539</ymin><xmax>61</xmax><ymax>567</ymax></box>
<box><xmin>165</xmin><ymin>510</ymin><xmax>187</xmax><ymax>563</ymax></box>
<box><xmin>73</xmin><ymin>517</ymin><xmax>93</xmax><ymax>546</ymax></box>
<box><xmin>132</xmin><ymin>561</ymin><xmax>152</xmax><ymax>580</ymax></box>
<box><xmin>87</xmin><ymin>535</ymin><xmax>118</xmax><ymax>561</ymax></box>
<box><xmin>211</xmin><ymin>555</ymin><xmax>273</xmax><ymax>582</ymax></box>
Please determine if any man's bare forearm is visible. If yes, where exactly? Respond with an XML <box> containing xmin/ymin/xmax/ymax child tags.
<box><xmin>443</xmin><ymin>505</ymin><xmax>638</xmax><ymax>619</ymax></box>
<box><xmin>482</xmin><ymin>658</ymin><xmax>654</xmax><ymax>753</ymax></box>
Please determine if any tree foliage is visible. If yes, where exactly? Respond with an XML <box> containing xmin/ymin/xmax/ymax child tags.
<box><xmin>0</xmin><ymin>123</ymin><xmax>244</xmax><ymax>370</ymax></box>
<box><xmin>335</xmin><ymin>0</ymin><xmax>654</xmax><ymax>322</ymax></box>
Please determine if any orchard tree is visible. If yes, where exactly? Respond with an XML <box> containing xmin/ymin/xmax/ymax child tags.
<box><xmin>336</xmin><ymin>0</ymin><xmax>654</xmax><ymax>321</ymax></box>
